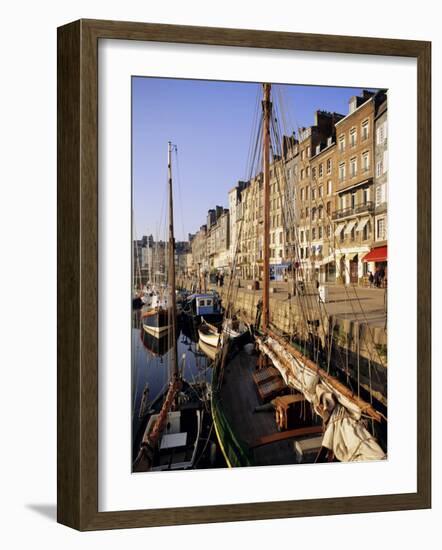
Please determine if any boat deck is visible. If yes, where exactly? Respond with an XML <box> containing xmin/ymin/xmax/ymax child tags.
<box><xmin>218</xmin><ymin>350</ymin><xmax>304</xmax><ymax>466</ymax></box>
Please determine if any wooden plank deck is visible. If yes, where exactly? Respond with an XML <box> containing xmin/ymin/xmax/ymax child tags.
<box><xmin>249</xmin><ymin>425</ymin><xmax>324</xmax><ymax>449</ymax></box>
<box><xmin>218</xmin><ymin>350</ymin><xmax>302</xmax><ymax>466</ymax></box>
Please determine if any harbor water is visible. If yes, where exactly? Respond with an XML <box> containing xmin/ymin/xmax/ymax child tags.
<box><xmin>131</xmin><ymin>310</ymin><xmax>222</xmax><ymax>468</ymax></box>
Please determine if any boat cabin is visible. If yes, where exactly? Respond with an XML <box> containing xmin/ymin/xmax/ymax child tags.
<box><xmin>184</xmin><ymin>293</ymin><xmax>222</xmax><ymax>320</ymax></box>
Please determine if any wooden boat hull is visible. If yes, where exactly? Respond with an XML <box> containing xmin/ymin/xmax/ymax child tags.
<box><xmin>142</xmin><ymin>307</ymin><xmax>171</xmax><ymax>337</ymax></box>
<box><xmin>197</xmin><ymin>339</ymin><xmax>219</xmax><ymax>361</ymax></box>
<box><xmin>198</xmin><ymin>328</ymin><xmax>220</xmax><ymax>348</ymax></box>
<box><xmin>140</xmin><ymin>409</ymin><xmax>202</xmax><ymax>471</ymax></box>
<box><xmin>212</xmin><ymin>347</ymin><xmax>325</xmax><ymax>468</ymax></box>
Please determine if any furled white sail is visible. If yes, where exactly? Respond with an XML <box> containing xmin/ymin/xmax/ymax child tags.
<box><xmin>255</xmin><ymin>335</ymin><xmax>386</xmax><ymax>462</ymax></box>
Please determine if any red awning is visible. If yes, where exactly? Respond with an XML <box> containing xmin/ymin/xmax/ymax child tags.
<box><xmin>363</xmin><ymin>246</ymin><xmax>387</xmax><ymax>263</ymax></box>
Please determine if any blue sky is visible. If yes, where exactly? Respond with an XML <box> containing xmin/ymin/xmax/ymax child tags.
<box><xmin>132</xmin><ymin>77</ymin><xmax>376</xmax><ymax>241</ymax></box>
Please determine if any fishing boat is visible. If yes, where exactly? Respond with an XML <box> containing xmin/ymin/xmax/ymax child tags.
<box><xmin>212</xmin><ymin>84</ymin><xmax>387</xmax><ymax>468</ymax></box>
<box><xmin>182</xmin><ymin>292</ymin><xmax>223</xmax><ymax>324</ymax></box>
<box><xmin>141</xmin><ymin>296</ymin><xmax>171</xmax><ymax>337</ymax></box>
<box><xmin>133</xmin><ymin>142</ymin><xmax>203</xmax><ymax>472</ymax></box>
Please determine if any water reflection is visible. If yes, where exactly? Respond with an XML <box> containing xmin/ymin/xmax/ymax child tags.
<box><xmin>131</xmin><ymin>311</ymin><xmax>217</xmax><ymax>467</ymax></box>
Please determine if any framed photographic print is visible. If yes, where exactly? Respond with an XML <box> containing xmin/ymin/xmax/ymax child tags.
<box><xmin>57</xmin><ymin>19</ymin><xmax>431</xmax><ymax>530</ymax></box>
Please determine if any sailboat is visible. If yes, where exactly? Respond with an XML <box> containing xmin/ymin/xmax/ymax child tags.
<box><xmin>212</xmin><ymin>84</ymin><xmax>386</xmax><ymax>467</ymax></box>
<box><xmin>133</xmin><ymin>142</ymin><xmax>202</xmax><ymax>472</ymax></box>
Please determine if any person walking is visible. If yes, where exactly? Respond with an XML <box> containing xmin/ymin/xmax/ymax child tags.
<box><xmin>374</xmin><ymin>269</ymin><xmax>380</xmax><ymax>288</ymax></box>
<box><xmin>368</xmin><ymin>271</ymin><xmax>374</xmax><ymax>287</ymax></box>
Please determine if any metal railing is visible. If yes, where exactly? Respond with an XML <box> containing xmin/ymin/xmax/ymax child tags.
<box><xmin>332</xmin><ymin>201</ymin><xmax>374</xmax><ymax>220</ymax></box>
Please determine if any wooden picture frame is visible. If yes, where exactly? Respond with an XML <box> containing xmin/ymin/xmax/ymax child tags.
<box><xmin>57</xmin><ymin>18</ymin><xmax>431</xmax><ymax>530</ymax></box>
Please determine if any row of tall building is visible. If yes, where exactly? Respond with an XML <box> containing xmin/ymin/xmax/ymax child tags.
<box><xmin>191</xmin><ymin>89</ymin><xmax>388</xmax><ymax>285</ymax></box>
<box><xmin>135</xmin><ymin>89</ymin><xmax>388</xmax><ymax>286</ymax></box>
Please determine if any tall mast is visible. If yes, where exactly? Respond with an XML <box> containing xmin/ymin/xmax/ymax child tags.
<box><xmin>168</xmin><ymin>141</ymin><xmax>179</xmax><ymax>381</ymax></box>
<box><xmin>262</xmin><ymin>83</ymin><xmax>271</xmax><ymax>331</ymax></box>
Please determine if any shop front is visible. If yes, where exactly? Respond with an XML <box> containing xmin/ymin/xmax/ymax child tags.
<box><xmin>269</xmin><ymin>262</ymin><xmax>292</xmax><ymax>281</ymax></box>
<box><xmin>363</xmin><ymin>245</ymin><xmax>388</xmax><ymax>286</ymax></box>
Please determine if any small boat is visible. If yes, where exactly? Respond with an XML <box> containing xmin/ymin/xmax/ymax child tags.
<box><xmin>198</xmin><ymin>318</ymin><xmax>221</xmax><ymax>348</ymax></box>
<box><xmin>136</xmin><ymin>407</ymin><xmax>202</xmax><ymax>471</ymax></box>
<box><xmin>182</xmin><ymin>292</ymin><xmax>223</xmax><ymax>324</ymax></box>
<box><xmin>223</xmin><ymin>317</ymin><xmax>250</xmax><ymax>343</ymax></box>
<box><xmin>142</xmin><ymin>305</ymin><xmax>171</xmax><ymax>337</ymax></box>
<box><xmin>197</xmin><ymin>339</ymin><xmax>219</xmax><ymax>361</ymax></box>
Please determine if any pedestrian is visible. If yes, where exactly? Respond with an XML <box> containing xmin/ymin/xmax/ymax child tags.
<box><xmin>374</xmin><ymin>269</ymin><xmax>380</xmax><ymax>288</ymax></box>
<box><xmin>220</xmin><ymin>273</ymin><xmax>224</xmax><ymax>287</ymax></box>
<box><xmin>368</xmin><ymin>271</ymin><xmax>374</xmax><ymax>287</ymax></box>
<box><xmin>215</xmin><ymin>272</ymin><xmax>219</xmax><ymax>287</ymax></box>
<box><xmin>379</xmin><ymin>266</ymin><xmax>385</xmax><ymax>287</ymax></box>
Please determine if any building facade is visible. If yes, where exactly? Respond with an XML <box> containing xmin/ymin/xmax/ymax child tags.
<box><xmin>333</xmin><ymin>91</ymin><xmax>377</xmax><ymax>284</ymax></box>
<box><xmin>295</xmin><ymin>111</ymin><xmax>343</xmax><ymax>282</ymax></box>
<box><xmin>185</xmin><ymin>91</ymin><xmax>388</xmax><ymax>288</ymax></box>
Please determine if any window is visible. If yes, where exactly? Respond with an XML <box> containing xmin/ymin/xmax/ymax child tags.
<box><xmin>319</xmin><ymin>185</ymin><xmax>323</xmax><ymax>198</ymax></box>
<box><xmin>350</xmin><ymin>128</ymin><xmax>357</xmax><ymax>147</ymax></box>
<box><xmin>300</xmin><ymin>230</ymin><xmax>304</xmax><ymax>243</ymax></box>
<box><xmin>376</xmin><ymin>126</ymin><xmax>383</xmax><ymax>145</ymax></box>
<box><xmin>301</xmin><ymin>149</ymin><xmax>305</xmax><ymax>160</ymax></box>
<box><xmin>326</xmin><ymin>158</ymin><xmax>332</xmax><ymax>174</ymax></box>
<box><xmin>319</xmin><ymin>163</ymin><xmax>323</xmax><ymax>178</ymax></box>
<box><xmin>327</xmin><ymin>180</ymin><xmax>332</xmax><ymax>194</ymax></box>
<box><xmin>339</xmin><ymin>162</ymin><xmax>346</xmax><ymax>181</ymax></box>
<box><xmin>312</xmin><ymin>227</ymin><xmax>316</xmax><ymax>240</ymax></box>
<box><xmin>376</xmin><ymin>121</ymin><xmax>388</xmax><ymax>145</ymax></box>
<box><xmin>301</xmin><ymin>168</ymin><xmax>304</xmax><ymax>180</ymax></box>
<box><xmin>339</xmin><ymin>135</ymin><xmax>345</xmax><ymax>152</ymax></box>
<box><xmin>327</xmin><ymin>225</ymin><xmax>331</xmax><ymax>237</ymax></box>
<box><xmin>306</xmin><ymin>166</ymin><xmax>310</xmax><ymax>177</ymax></box>
<box><xmin>351</xmin><ymin>226</ymin><xmax>355</xmax><ymax>241</ymax></box>
<box><xmin>312</xmin><ymin>207</ymin><xmax>316</xmax><ymax>220</ymax></box>
<box><xmin>377</xmin><ymin>218</ymin><xmax>386</xmax><ymax>240</ymax></box>
<box><xmin>350</xmin><ymin>157</ymin><xmax>357</xmax><ymax>177</ymax></box>
<box><xmin>307</xmin><ymin>146</ymin><xmax>311</xmax><ymax>157</ymax></box>
<box><xmin>363</xmin><ymin>221</ymin><xmax>370</xmax><ymax>241</ymax></box>
<box><xmin>376</xmin><ymin>160</ymin><xmax>382</xmax><ymax>177</ymax></box>
<box><xmin>362</xmin><ymin>120</ymin><xmax>369</xmax><ymax>140</ymax></box>
<box><xmin>311</xmin><ymin>188</ymin><xmax>316</xmax><ymax>200</ymax></box>
<box><xmin>306</xmin><ymin>207</ymin><xmax>309</xmax><ymax>218</ymax></box>
<box><xmin>300</xmin><ymin>187</ymin><xmax>304</xmax><ymax>201</ymax></box>
<box><xmin>312</xmin><ymin>167</ymin><xmax>316</xmax><ymax>179</ymax></box>
<box><xmin>351</xmin><ymin>193</ymin><xmax>356</xmax><ymax>209</ymax></box>
<box><xmin>279</xmin><ymin>232</ymin><xmax>283</xmax><ymax>244</ymax></box>
<box><xmin>326</xmin><ymin>201</ymin><xmax>331</xmax><ymax>215</ymax></box>
<box><xmin>363</xmin><ymin>188</ymin><xmax>369</xmax><ymax>204</ymax></box>
<box><xmin>199</xmin><ymin>300</ymin><xmax>205</xmax><ymax>306</ymax></box>
<box><xmin>206</xmin><ymin>299</ymin><xmax>212</xmax><ymax>306</ymax></box>
<box><xmin>319</xmin><ymin>226</ymin><xmax>323</xmax><ymax>239</ymax></box>
<box><xmin>362</xmin><ymin>151</ymin><xmax>370</xmax><ymax>171</ymax></box>
<box><xmin>300</xmin><ymin>248</ymin><xmax>304</xmax><ymax>259</ymax></box>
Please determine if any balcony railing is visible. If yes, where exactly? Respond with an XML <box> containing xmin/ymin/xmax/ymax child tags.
<box><xmin>332</xmin><ymin>201</ymin><xmax>374</xmax><ymax>220</ymax></box>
